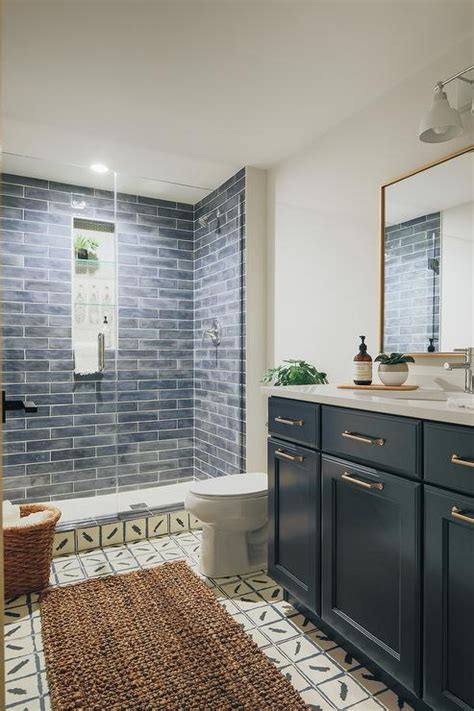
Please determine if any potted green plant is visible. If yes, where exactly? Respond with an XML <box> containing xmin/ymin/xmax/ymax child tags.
<box><xmin>374</xmin><ymin>352</ymin><xmax>415</xmax><ymax>386</ymax></box>
<box><xmin>74</xmin><ymin>235</ymin><xmax>99</xmax><ymax>261</ymax></box>
<box><xmin>262</xmin><ymin>359</ymin><xmax>328</xmax><ymax>386</ymax></box>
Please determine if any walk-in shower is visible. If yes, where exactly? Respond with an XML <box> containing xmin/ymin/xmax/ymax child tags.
<box><xmin>2</xmin><ymin>153</ymin><xmax>247</xmax><ymax>524</ymax></box>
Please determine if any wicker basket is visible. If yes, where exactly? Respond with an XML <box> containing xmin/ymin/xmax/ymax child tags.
<box><xmin>4</xmin><ymin>504</ymin><xmax>61</xmax><ymax>599</ymax></box>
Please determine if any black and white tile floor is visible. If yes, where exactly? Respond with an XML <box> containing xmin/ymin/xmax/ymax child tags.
<box><xmin>4</xmin><ymin>531</ymin><xmax>414</xmax><ymax>710</ymax></box>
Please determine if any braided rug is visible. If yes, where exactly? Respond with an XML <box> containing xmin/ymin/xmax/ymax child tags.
<box><xmin>40</xmin><ymin>560</ymin><xmax>306</xmax><ymax>710</ymax></box>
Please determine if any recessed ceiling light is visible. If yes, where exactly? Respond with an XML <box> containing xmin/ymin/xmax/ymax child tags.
<box><xmin>90</xmin><ymin>163</ymin><xmax>109</xmax><ymax>174</ymax></box>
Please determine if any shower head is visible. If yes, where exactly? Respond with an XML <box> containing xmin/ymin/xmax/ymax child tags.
<box><xmin>198</xmin><ymin>208</ymin><xmax>221</xmax><ymax>229</ymax></box>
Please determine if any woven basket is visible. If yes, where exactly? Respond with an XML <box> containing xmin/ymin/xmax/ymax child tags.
<box><xmin>4</xmin><ymin>504</ymin><xmax>61</xmax><ymax>599</ymax></box>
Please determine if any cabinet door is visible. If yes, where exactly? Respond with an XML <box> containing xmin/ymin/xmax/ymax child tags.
<box><xmin>268</xmin><ymin>438</ymin><xmax>320</xmax><ymax>614</ymax></box>
<box><xmin>424</xmin><ymin>486</ymin><xmax>474</xmax><ymax>711</ymax></box>
<box><xmin>321</xmin><ymin>456</ymin><xmax>421</xmax><ymax>695</ymax></box>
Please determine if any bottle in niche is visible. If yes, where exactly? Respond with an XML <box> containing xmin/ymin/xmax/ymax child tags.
<box><xmin>353</xmin><ymin>335</ymin><xmax>372</xmax><ymax>385</ymax></box>
<box><xmin>89</xmin><ymin>285</ymin><xmax>99</xmax><ymax>325</ymax></box>
<box><xmin>76</xmin><ymin>286</ymin><xmax>86</xmax><ymax>324</ymax></box>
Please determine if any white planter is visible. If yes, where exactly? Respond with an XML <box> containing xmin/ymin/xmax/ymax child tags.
<box><xmin>378</xmin><ymin>363</ymin><xmax>409</xmax><ymax>386</ymax></box>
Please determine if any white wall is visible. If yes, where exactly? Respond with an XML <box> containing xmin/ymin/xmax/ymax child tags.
<box><xmin>245</xmin><ymin>168</ymin><xmax>268</xmax><ymax>471</ymax></box>
<box><xmin>441</xmin><ymin>202</ymin><xmax>474</xmax><ymax>350</ymax></box>
<box><xmin>267</xmin><ymin>39</ymin><xmax>473</xmax><ymax>388</ymax></box>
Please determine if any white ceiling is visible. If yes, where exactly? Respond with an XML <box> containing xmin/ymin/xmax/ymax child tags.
<box><xmin>3</xmin><ymin>0</ymin><xmax>473</xmax><ymax>201</ymax></box>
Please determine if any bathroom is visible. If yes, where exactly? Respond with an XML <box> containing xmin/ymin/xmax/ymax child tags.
<box><xmin>1</xmin><ymin>1</ymin><xmax>473</xmax><ymax>710</ymax></box>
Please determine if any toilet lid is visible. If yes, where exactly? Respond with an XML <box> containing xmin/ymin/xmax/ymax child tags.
<box><xmin>188</xmin><ymin>473</ymin><xmax>267</xmax><ymax>499</ymax></box>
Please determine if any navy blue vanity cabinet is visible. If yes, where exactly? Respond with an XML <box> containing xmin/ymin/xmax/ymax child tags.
<box><xmin>424</xmin><ymin>486</ymin><xmax>474</xmax><ymax>711</ymax></box>
<box><xmin>322</xmin><ymin>406</ymin><xmax>422</xmax><ymax>478</ymax></box>
<box><xmin>321</xmin><ymin>455</ymin><xmax>422</xmax><ymax>695</ymax></box>
<box><xmin>267</xmin><ymin>437</ymin><xmax>320</xmax><ymax>613</ymax></box>
<box><xmin>268</xmin><ymin>397</ymin><xmax>320</xmax><ymax>448</ymax></box>
<box><xmin>424</xmin><ymin>422</ymin><xmax>474</xmax><ymax>496</ymax></box>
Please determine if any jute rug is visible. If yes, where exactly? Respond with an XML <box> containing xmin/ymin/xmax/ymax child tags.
<box><xmin>41</xmin><ymin>560</ymin><xmax>306</xmax><ymax>710</ymax></box>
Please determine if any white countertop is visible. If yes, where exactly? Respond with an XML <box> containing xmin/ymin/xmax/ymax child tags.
<box><xmin>261</xmin><ymin>385</ymin><xmax>474</xmax><ymax>427</ymax></box>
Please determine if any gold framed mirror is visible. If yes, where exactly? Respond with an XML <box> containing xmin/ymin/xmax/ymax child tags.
<box><xmin>380</xmin><ymin>145</ymin><xmax>473</xmax><ymax>357</ymax></box>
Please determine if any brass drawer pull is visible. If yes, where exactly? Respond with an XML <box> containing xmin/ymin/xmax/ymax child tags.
<box><xmin>451</xmin><ymin>506</ymin><xmax>474</xmax><ymax>524</ymax></box>
<box><xmin>451</xmin><ymin>454</ymin><xmax>474</xmax><ymax>468</ymax></box>
<box><xmin>341</xmin><ymin>472</ymin><xmax>384</xmax><ymax>490</ymax></box>
<box><xmin>276</xmin><ymin>448</ymin><xmax>304</xmax><ymax>463</ymax></box>
<box><xmin>342</xmin><ymin>430</ymin><xmax>385</xmax><ymax>446</ymax></box>
<box><xmin>275</xmin><ymin>416</ymin><xmax>304</xmax><ymax>427</ymax></box>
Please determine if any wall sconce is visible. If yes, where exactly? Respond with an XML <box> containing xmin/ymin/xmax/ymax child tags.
<box><xmin>419</xmin><ymin>64</ymin><xmax>473</xmax><ymax>143</ymax></box>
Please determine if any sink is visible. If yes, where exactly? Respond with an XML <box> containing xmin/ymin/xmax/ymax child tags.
<box><xmin>356</xmin><ymin>389</ymin><xmax>448</xmax><ymax>401</ymax></box>
<box><xmin>356</xmin><ymin>390</ymin><xmax>474</xmax><ymax>409</ymax></box>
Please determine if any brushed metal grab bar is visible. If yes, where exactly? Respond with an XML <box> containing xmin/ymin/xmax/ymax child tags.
<box><xmin>98</xmin><ymin>333</ymin><xmax>105</xmax><ymax>372</ymax></box>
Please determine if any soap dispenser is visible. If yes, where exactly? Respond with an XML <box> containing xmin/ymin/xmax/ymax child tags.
<box><xmin>353</xmin><ymin>336</ymin><xmax>372</xmax><ymax>385</ymax></box>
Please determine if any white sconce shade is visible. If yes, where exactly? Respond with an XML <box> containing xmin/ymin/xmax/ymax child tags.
<box><xmin>419</xmin><ymin>89</ymin><xmax>463</xmax><ymax>143</ymax></box>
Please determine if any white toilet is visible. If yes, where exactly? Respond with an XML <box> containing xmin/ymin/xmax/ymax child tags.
<box><xmin>185</xmin><ymin>472</ymin><xmax>268</xmax><ymax>578</ymax></box>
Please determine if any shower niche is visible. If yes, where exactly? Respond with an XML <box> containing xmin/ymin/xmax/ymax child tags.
<box><xmin>72</xmin><ymin>218</ymin><xmax>117</xmax><ymax>364</ymax></box>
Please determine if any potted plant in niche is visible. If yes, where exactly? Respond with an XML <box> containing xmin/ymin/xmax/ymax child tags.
<box><xmin>74</xmin><ymin>235</ymin><xmax>99</xmax><ymax>261</ymax></box>
<box><xmin>262</xmin><ymin>359</ymin><xmax>328</xmax><ymax>386</ymax></box>
<box><xmin>74</xmin><ymin>235</ymin><xmax>100</xmax><ymax>274</ymax></box>
<box><xmin>374</xmin><ymin>352</ymin><xmax>415</xmax><ymax>386</ymax></box>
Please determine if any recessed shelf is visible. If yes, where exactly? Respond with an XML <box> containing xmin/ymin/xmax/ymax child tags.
<box><xmin>74</xmin><ymin>303</ymin><xmax>116</xmax><ymax>307</ymax></box>
<box><xmin>75</xmin><ymin>258</ymin><xmax>115</xmax><ymax>265</ymax></box>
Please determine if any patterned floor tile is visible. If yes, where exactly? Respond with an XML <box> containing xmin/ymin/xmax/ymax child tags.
<box><xmin>280</xmin><ymin>665</ymin><xmax>311</xmax><ymax>692</ymax></box>
<box><xmin>295</xmin><ymin>653</ymin><xmax>343</xmax><ymax>686</ymax></box>
<box><xmin>231</xmin><ymin>591</ymin><xmax>267</xmax><ymax>611</ymax></box>
<box><xmin>278</xmin><ymin>634</ymin><xmax>324</xmax><ymax>663</ymax></box>
<box><xmin>4</xmin><ymin>531</ymin><xmax>413</xmax><ymax>710</ymax></box>
<box><xmin>5</xmin><ymin>635</ymin><xmax>35</xmax><ymax>660</ymax></box>
<box><xmin>241</xmin><ymin>572</ymin><xmax>275</xmax><ymax>591</ymax></box>
<box><xmin>260</xmin><ymin>618</ymin><xmax>300</xmax><ymax>643</ymax></box>
<box><xmin>262</xmin><ymin>645</ymin><xmax>290</xmax><ymax>669</ymax></box>
<box><xmin>218</xmin><ymin>580</ymin><xmax>254</xmax><ymax>598</ymax></box>
<box><xmin>318</xmin><ymin>675</ymin><xmax>369</xmax><ymax>709</ymax></box>
<box><xmin>245</xmin><ymin>605</ymin><xmax>282</xmax><ymax>627</ymax></box>
<box><xmin>5</xmin><ymin>655</ymin><xmax>38</xmax><ymax>681</ymax></box>
<box><xmin>375</xmin><ymin>689</ymin><xmax>415</xmax><ymax>711</ymax></box>
<box><xmin>5</xmin><ymin>672</ymin><xmax>41</xmax><ymax>707</ymax></box>
<box><xmin>349</xmin><ymin>666</ymin><xmax>388</xmax><ymax>695</ymax></box>
<box><xmin>326</xmin><ymin>645</ymin><xmax>361</xmax><ymax>670</ymax></box>
<box><xmin>300</xmin><ymin>686</ymin><xmax>338</xmax><ymax>710</ymax></box>
<box><xmin>308</xmin><ymin>627</ymin><xmax>338</xmax><ymax>652</ymax></box>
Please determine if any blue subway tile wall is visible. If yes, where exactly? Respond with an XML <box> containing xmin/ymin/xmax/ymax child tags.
<box><xmin>384</xmin><ymin>213</ymin><xmax>440</xmax><ymax>353</ymax></box>
<box><xmin>2</xmin><ymin>175</ymin><xmax>194</xmax><ymax>502</ymax></box>
<box><xmin>2</xmin><ymin>169</ymin><xmax>246</xmax><ymax>502</ymax></box>
<box><xmin>193</xmin><ymin>169</ymin><xmax>246</xmax><ymax>479</ymax></box>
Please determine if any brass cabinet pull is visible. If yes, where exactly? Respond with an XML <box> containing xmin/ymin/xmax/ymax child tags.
<box><xmin>451</xmin><ymin>454</ymin><xmax>474</xmax><ymax>468</ymax></box>
<box><xmin>341</xmin><ymin>472</ymin><xmax>384</xmax><ymax>490</ymax></box>
<box><xmin>342</xmin><ymin>430</ymin><xmax>385</xmax><ymax>446</ymax></box>
<box><xmin>275</xmin><ymin>448</ymin><xmax>304</xmax><ymax>463</ymax></box>
<box><xmin>451</xmin><ymin>506</ymin><xmax>474</xmax><ymax>524</ymax></box>
<box><xmin>275</xmin><ymin>416</ymin><xmax>304</xmax><ymax>427</ymax></box>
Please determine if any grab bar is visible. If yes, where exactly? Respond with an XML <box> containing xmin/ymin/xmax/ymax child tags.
<box><xmin>98</xmin><ymin>333</ymin><xmax>105</xmax><ymax>372</ymax></box>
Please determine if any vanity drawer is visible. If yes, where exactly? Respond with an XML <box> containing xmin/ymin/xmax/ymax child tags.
<box><xmin>268</xmin><ymin>398</ymin><xmax>319</xmax><ymax>448</ymax></box>
<box><xmin>322</xmin><ymin>406</ymin><xmax>421</xmax><ymax>476</ymax></box>
<box><xmin>424</xmin><ymin>422</ymin><xmax>474</xmax><ymax>496</ymax></box>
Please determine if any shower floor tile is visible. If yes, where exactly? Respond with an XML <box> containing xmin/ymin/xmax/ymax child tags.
<box><xmin>3</xmin><ymin>532</ymin><xmax>414</xmax><ymax>710</ymax></box>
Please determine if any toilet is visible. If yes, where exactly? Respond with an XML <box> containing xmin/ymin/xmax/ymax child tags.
<box><xmin>185</xmin><ymin>472</ymin><xmax>268</xmax><ymax>578</ymax></box>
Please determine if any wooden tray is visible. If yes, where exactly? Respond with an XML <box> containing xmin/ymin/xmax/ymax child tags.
<box><xmin>337</xmin><ymin>384</ymin><xmax>419</xmax><ymax>391</ymax></box>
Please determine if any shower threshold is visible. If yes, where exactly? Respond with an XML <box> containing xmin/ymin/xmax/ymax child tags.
<box><xmin>55</xmin><ymin>482</ymin><xmax>191</xmax><ymax>527</ymax></box>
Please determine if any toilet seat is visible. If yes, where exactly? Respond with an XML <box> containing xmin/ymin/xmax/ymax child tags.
<box><xmin>188</xmin><ymin>473</ymin><xmax>267</xmax><ymax>500</ymax></box>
